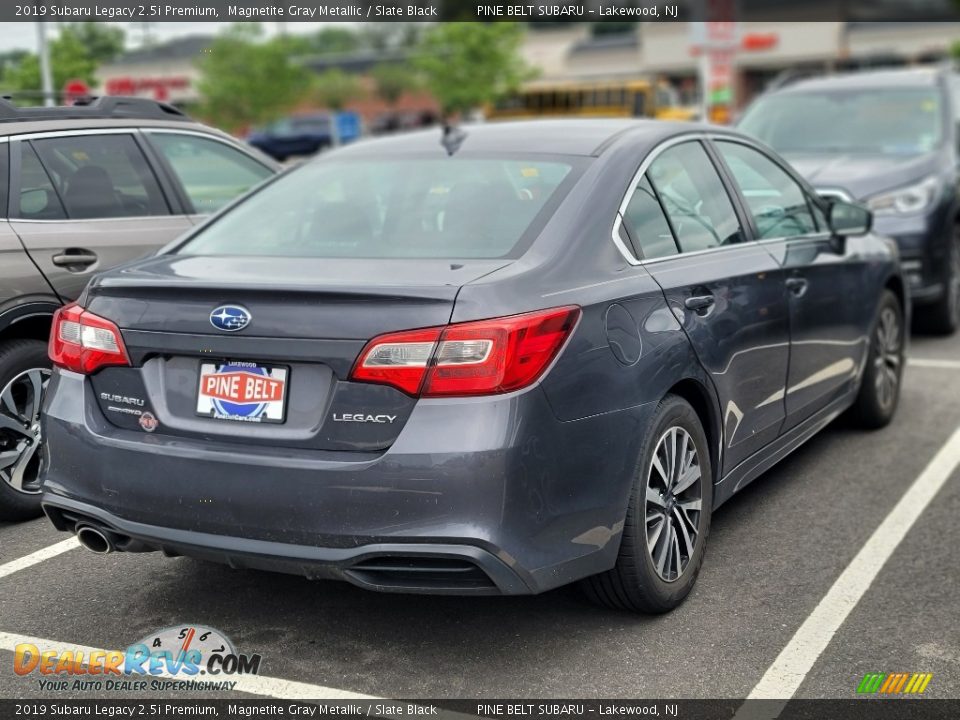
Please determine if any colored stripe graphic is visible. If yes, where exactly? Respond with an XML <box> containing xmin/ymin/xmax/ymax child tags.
<box><xmin>857</xmin><ymin>673</ymin><xmax>885</xmax><ymax>693</ymax></box>
<box><xmin>857</xmin><ymin>672</ymin><xmax>932</xmax><ymax>694</ymax></box>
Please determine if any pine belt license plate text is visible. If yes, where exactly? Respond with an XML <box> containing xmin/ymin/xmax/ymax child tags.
<box><xmin>196</xmin><ymin>362</ymin><xmax>288</xmax><ymax>423</ymax></box>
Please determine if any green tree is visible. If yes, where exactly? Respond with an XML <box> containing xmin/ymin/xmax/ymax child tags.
<box><xmin>371</xmin><ymin>63</ymin><xmax>418</xmax><ymax>106</ymax></box>
<box><xmin>0</xmin><ymin>50</ymin><xmax>29</xmax><ymax>85</ymax></box>
<box><xmin>413</xmin><ymin>23</ymin><xmax>533</xmax><ymax>119</ymax></box>
<box><xmin>196</xmin><ymin>24</ymin><xmax>311</xmax><ymax>133</ymax></box>
<box><xmin>61</xmin><ymin>23</ymin><xmax>125</xmax><ymax>63</ymax></box>
<box><xmin>310</xmin><ymin>27</ymin><xmax>363</xmax><ymax>55</ymax></box>
<box><xmin>2</xmin><ymin>24</ymin><xmax>125</xmax><ymax>100</ymax></box>
<box><xmin>311</xmin><ymin>69</ymin><xmax>362</xmax><ymax>111</ymax></box>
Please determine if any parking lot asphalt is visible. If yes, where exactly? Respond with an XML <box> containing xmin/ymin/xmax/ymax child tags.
<box><xmin>0</xmin><ymin>330</ymin><xmax>958</xmax><ymax>702</ymax></box>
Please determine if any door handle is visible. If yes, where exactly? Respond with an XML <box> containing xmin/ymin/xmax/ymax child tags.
<box><xmin>684</xmin><ymin>294</ymin><xmax>716</xmax><ymax>313</ymax></box>
<box><xmin>52</xmin><ymin>251</ymin><xmax>98</xmax><ymax>269</ymax></box>
<box><xmin>786</xmin><ymin>277</ymin><xmax>809</xmax><ymax>297</ymax></box>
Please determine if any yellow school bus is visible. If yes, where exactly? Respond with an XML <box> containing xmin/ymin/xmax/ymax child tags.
<box><xmin>487</xmin><ymin>79</ymin><xmax>697</xmax><ymax>121</ymax></box>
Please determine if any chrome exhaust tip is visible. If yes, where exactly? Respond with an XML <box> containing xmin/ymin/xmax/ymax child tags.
<box><xmin>76</xmin><ymin>525</ymin><xmax>114</xmax><ymax>554</ymax></box>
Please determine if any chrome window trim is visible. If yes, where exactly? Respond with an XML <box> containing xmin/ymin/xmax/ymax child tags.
<box><xmin>141</xmin><ymin>127</ymin><xmax>269</xmax><ymax>159</ymax></box>
<box><xmin>10</xmin><ymin>128</ymin><xmax>139</xmax><ymax>141</ymax></box>
<box><xmin>9</xmin><ymin>129</ymin><xmax>173</xmax><ymax>222</ymax></box>
<box><xmin>816</xmin><ymin>187</ymin><xmax>854</xmax><ymax>203</ymax></box>
<box><xmin>610</xmin><ymin>213</ymin><xmax>638</xmax><ymax>264</ymax></box>
<box><xmin>633</xmin><ymin>237</ymin><xmax>767</xmax><ymax>268</ymax></box>
<box><xmin>7</xmin><ymin>127</ymin><xmax>269</xmax><ymax>222</ymax></box>
<box><xmin>708</xmin><ymin>134</ymin><xmax>836</xmax><ymax>244</ymax></box>
<box><xmin>6</xmin><ymin>128</ymin><xmax>265</xmax><ymax>173</ymax></box>
<box><xmin>610</xmin><ymin>133</ymin><xmax>841</xmax><ymax>267</ymax></box>
<box><xmin>7</xmin><ymin>127</ymin><xmax>250</xmax><ymax>155</ymax></box>
<box><xmin>612</xmin><ymin>133</ymin><xmax>708</xmax><ymax>266</ymax></box>
<box><xmin>9</xmin><ymin>216</ymin><xmax>185</xmax><ymax>225</ymax></box>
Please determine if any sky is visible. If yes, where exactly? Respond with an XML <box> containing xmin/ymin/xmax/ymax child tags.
<box><xmin>0</xmin><ymin>21</ymin><xmax>331</xmax><ymax>54</ymax></box>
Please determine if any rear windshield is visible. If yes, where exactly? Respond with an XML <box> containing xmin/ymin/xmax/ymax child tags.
<box><xmin>739</xmin><ymin>86</ymin><xmax>944</xmax><ymax>156</ymax></box>
<box><xmin>177</xmin><ymin>155</ymin><xmax>579</xmax><ymax>259</ymax></box>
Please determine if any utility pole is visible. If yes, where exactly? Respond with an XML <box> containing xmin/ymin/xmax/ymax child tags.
<box><xmin>37</xmin><ymin>22</ymin><xmax>54</xmax><ymax>107</ymax></box>
<box><xmin>137</xmin><ymin>22</ymin><xmax>156</xmax><ymax>48</ymax></box>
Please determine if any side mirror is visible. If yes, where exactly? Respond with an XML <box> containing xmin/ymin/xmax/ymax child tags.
<box><xmin>827</xmin><ymin>200</ymin><xmax>872</xmax><ymax>238</ymax></box>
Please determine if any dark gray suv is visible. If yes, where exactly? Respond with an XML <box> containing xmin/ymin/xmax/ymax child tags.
<box><xmin>739</xmin><ymin>67</ymin><xmax>959</xmax><ymax>334</ymax></box>
<box><xmin>0</xmin><ymin>97</ymin><xmax>277</xmax><ymax>520</ymax></box>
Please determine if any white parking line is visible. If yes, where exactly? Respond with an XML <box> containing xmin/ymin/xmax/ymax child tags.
<box><xmin>0</xmin><ymin>537</ymin><xmax>79</xmax><ymax>581</ymax></box>
<box><xmin>743</xmin><ymin>425</ymin><xmax>960</xmax><ymax>709</ymax></box>
<box><xmin>909</xmin><ymin>357</ymin><xmax>960</xmax><ymax>370</ymax></box>
<box><xmin>0</xmin><ymin>631</ymin><xmax>376</xmax><ymax>700</ymax></box>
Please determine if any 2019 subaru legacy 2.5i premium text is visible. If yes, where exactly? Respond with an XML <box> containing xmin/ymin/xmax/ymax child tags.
<box><xmin>38</xmin><ymin>120</ymin><xmax>905</xmax><ymax>613</ymax></box>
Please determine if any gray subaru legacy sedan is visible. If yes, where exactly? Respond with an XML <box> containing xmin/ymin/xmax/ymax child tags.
<box><xmin>39</xmin><ymin>120</ymin><xmax>905</xmax><ymax>613</ymax></box>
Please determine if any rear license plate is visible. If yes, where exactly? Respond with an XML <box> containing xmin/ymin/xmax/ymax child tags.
<box><xmin>196</xmin><ymin>361</ymin><xmax>288</xmax><ymax>424</ymax></box>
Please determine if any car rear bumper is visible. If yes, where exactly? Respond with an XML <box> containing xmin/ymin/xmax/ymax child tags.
<box><xmin>41</xmin><ymin>369</ymin><xmax>651</xmax><ymax>595</ymax></box>
<box><xmin>42</xmin><ymin>495</ymin><xmax>529</xmax><ymax>595</ymax></box>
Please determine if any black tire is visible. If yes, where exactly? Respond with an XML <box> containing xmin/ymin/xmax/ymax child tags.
<box><xmin>0</xmin><ymin>339</ymin><xmax>51</xmax><ymax>522</ymax></box>
<box><xmin>921</xmin><ymin>230</ymin><xmax>960</xmax><ymax>335</ymax></box>
<box><xmin>582</xmin><ymin>395</ymin><xmax>713</xmax><ymax>613</ymax></box>
<box><xmin>850</xmin><ymin>290</ymin><xmax>904</xmax><ymax>430</ymax></box>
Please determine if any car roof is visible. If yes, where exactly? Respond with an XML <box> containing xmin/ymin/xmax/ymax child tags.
<box><xmin>776</xmin><ymin>67</ymin><xmax>943</xmax><ymax>94</ymax></box>
<box><xmin>0</xmin><ymin>116</ymin><xmax>231</xmax><ymax>139</ymax></box>
<box><xmin>0</xmin><ymin>96</ymin><xmax>228</xmax><ymax>138</ymax></box>
<box><xmin>332</xmin><ymin>118</ymin><xmax>711</xmax><ymax>158</ymax></box>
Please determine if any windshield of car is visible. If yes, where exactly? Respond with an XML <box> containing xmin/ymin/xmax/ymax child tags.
<box><xmin>738</xmin><ymin>86</ymin><xmax>943</xmax><ymax>156</ymax></box>
<box><xmin>177</xmin><ymin>155</ymin><xmax>578</xmax><ymax>259</ymax></box>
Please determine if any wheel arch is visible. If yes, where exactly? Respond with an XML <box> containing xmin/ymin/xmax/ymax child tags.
<box><xmin>0</xmin><ymin>298</ymin><xmax>60</xmax><ymax>345</ymax></box>
<box><xmin>665</xmin><ymin>377</ymin><xmax>722</xmax><ymax>486</ymax></box>
<box><xmin>884</xmin><ymin>272</ymin><xmax>906</xmax><ymax>315</ymax></box>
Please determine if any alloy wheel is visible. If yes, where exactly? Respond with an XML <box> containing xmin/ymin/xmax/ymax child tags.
<box><xmin>874</xmin><ymin>306</ymin><xmax>902</xmax><ymax>410</ymax></box>
<box><xmin>0</xmin><ymin>368</ymin><xmax>51</xmax><ymax>495</ymax></box>
<box><xmin>645</xmin><ymin>426</ymin><xmax>703</xmax><ymax>582</ymax></box>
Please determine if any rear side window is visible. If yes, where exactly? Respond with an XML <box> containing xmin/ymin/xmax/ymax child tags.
<box><xmin>716</xmin><ymin>141</ymin><xmax>818</xmax><ymax>239</ymax></box>
<box><xmin>648</xmin><ymin>141</ymin><xmax>744</xmax><ymax>253</ymax></box>
<box><xmin>178</xmin><ymin>156</ymin><xmax>578</xmax><ymax>259</ymax></box>
<box><xmin>622</xmin><ymin>176</ymin><xmax>678</xmax><ymax>260</ymax></box>
<box><xmin>149</xmin><ymin>133</ymin><xmax>272</xmax><ymax>214</ymax></box>
<box><xmin>28</xmin><ymin>134</ymin><xmax>168</xmax><ymax>219</ymax></box>
<box><xmin>17</xmin><ymin>143</ymin><xmax>66</xmax><ymax>220</ymax></box>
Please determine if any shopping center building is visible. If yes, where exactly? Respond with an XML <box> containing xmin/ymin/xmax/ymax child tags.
<box><xmin>94</xmin><ymin>21</ymin><xmax>960</xmax><ymax>120</ymax></box>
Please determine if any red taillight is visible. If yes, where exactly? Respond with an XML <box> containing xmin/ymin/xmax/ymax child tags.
<box><xmin>351</xmin><ymin>306</ymin><xmax>580</xmax><ymax>397</ymax></box>
<box><xmin>49</xmin><ymin>303</ymin><xmax>131</xmax><ymax>375</ymax></box>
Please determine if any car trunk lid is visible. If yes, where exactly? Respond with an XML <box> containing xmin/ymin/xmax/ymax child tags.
<box><xmin>84</xmin><ymin>255</ymin><xmax>509</xmax><ymax>452</ymax></box>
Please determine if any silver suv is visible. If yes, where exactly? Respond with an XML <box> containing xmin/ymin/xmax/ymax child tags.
<box><xmin>0</xmin><ymin>96</ymin><xmax>278</xmax><ymax>520</ymax></box>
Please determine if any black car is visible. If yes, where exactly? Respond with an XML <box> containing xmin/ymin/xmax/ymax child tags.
<box><xmin>247</xmin><ymin>114</ymin><xmax>336</xmax><ymax>161</ymax></box>
<box><xmin>40</xmin><ymin>120</ymin><xmax>904</xmax><ymax>613</ymax></box>
<box><xmin>739</xmin><ymin>67</ymin><xmax>959</xmax><ymax>334</ymax></box>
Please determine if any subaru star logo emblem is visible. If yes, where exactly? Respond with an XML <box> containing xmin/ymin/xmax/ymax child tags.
<box><xmin>210</xmin><ymin>305</ymin><xmax>252</xmax><ymax>332</ymax></box>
